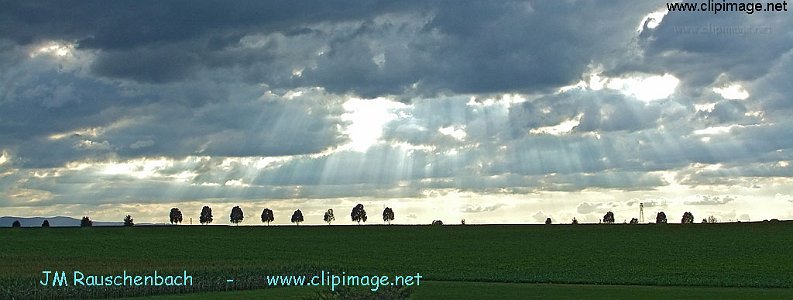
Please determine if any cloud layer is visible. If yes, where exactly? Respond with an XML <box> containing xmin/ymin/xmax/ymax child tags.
<box><xmin>1</xmin><ymin>1</ymin><xmax>792</xmax><ymax>224</ymax></box>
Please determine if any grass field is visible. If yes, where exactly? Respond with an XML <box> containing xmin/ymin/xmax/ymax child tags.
<box><xmin>121</xmin><ymin>281</ymin><xmax>793</xmax><ymax>300</ymax></box>
<box><xmin>1</xmin><ymin>222</ymin><xmax>792</xmax><ymax>298</ymax></box>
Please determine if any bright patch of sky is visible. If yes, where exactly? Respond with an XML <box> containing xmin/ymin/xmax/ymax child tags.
<box><xmin>29</xmin><ymin>41</ymin><xmax>75</xmax><ymax>58</ymax></box>
<box><xmin>1</xmin><ymin>1</ymin><xmax>792</xmax><ymax>224</ymax></box>
<box><xmin>713</xmin><ymin>84</ymin><xmax>750</xmax><ymax>100</ymax></box>
<box><xmin>529</xmin><ymin>114</ymin><xmax>583</xmax><ymax>136</ymax></box>
<box><xmin>560</xmin><ymin>71</ymin><xmax>680</xmax><ymax>102</ymax></box>
<box><xmin>606</xmin><ymin>74</ymin><xmax>680</xmax><ymax>102</ymax></box>
<box><xmin>341</xmin><ymin>97</ymin><xmax>407</xmax><ymax>152</ymax></box>
<box><xmin>637</xmin><ymin>8</ymin><xmax>669</xmax><ymax>32</ymax></box>
<box><xmin>438</xmin><ymin>125</ymin><xmax>467</xmax><ymax>141</ymax></box>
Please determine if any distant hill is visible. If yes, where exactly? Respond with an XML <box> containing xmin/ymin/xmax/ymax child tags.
<box><xmin>0</xmin><ymin>216</ymin><xmax>122</xmax><ymax>227</ymax></box>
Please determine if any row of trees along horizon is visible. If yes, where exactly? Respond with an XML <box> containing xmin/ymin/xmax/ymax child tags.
<box><xmin>8</xmin><ymin>204</ymin><xmax>392</xmax><ymax>227</ymax></box>
<box><xmin>10</xmin><ymin>206</ymin><xmax>757</xmax><ymax>227</ymax></box>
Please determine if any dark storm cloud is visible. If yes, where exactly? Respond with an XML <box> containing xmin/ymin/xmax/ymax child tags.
<box><xmin>0</xmin><ymin>64</ymin><xmax>140</xmax><ymax>168</ymax></box>
<box><xmin>300</xmin><ymin>1</ymin><xmax>663</xmax><ymax>96</ymax></box>
<box><xmin>0</xmin><ymin>0</ymin><xmax>406</xmax><ymax>49</ymax></box>
<box><xmin>750</xmin><ymin>51</ymin><xmax>793</xmax><ymax>112</ymax></box>
<box><xmin>0</xmin><ymin>0</ymin><xmax>416</xmax><ymax>86</ymax></box>
<box><xmin>1</xmin><ymin>0</ymin><xmax>793</xmax><ymax>216</ymax></box>
<box><xmin>631</xmin><ymin>7</ymin><xmax>792</xmax><ymax>96</ymax></box>
<box><xmin>109</xmin><ymin>93</ymin><xmax>345</xmax><ymax>158</ymax></box>
<box><xmin>1</xmin><ymin>77</ymin><xmax>346</xmax><ymax>167</ymax></box>
<box><xmin>1</xmin><ymin>0</ymin><xmax>662</xmax><ymax>96</ymax></box>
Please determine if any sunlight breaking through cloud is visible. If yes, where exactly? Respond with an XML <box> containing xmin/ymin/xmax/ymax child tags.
<box><xmin>29</xmin><ymin>41</ymin><xmax>75</xmax><ymax>58</ymax></box>
<box><xmin>713</xmin><ymin>84</ymin><xmax>750</xmax><ymax>100</ymax></box>
<box><xmin>606</xmin><ymin>74</ymin><xmax>680</xmax><ymax>102</ymax></box>
<box><xmin>341</xmin><ymin>97</ymin><xmax>407</xmax><ymax>152</ymax></box>
<box><xmin>0</xmin><ymin>1</ymin><xmax>791</xmax><ymax>224</ymax></box>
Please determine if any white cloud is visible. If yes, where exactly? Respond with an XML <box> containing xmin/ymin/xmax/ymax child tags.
<box><xmin>1</xmin><ymin>1</ymin><xmax>792</xmax><ymax>225</ymax></box>
<box><xmin>529</xmin><ymin>114</ymin><xmax>582</xmax><ymax>136</ymax></box>
<box><xmin>29</xmin><ymin>41</ymin><xmax>75</xmax><ymax>58</ymax></box>
<box><xmin>74</xmin><ymin>140</ymin><xmax>113</xmax><ymax>151</ymax></box>
<box><xmin>637</xmin><ymin>8</ymin><xmax>669</xmax><ymax>32</ymax></box>
<box><xmin>532</xmin><ymin>210</ymin><xmax>548</xmax><ymax>223</ymax></box>
<box><xmin>0</xmin><ymin>151</ymin><xmax>8</xmax><ymax>166</ymax></box>
<box><xmin>713</xmin><ymin>84</ymin><xmax>750</xmax><ymax>100</ymax></box>
<box><xmin>605</xmin><ymin>73</ymin><xmax>680</xmax><ymax>102</ymax></box>
<box><xmin>438</xmin><ymin>125</ymin><xmax>467</xmax><ymax>141</ymax></box>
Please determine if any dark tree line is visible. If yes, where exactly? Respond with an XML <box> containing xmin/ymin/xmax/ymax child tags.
<box><xmin>10</xmin><ymin>206</ymin><xmax>755</xmax><ymax>228</ymax></box>
<box><xmin>68</xmin><ymin>203</ymin><xmax>399</xmax><ymax>228</ymax></box>
<box><xmin>47</xmin><ymin>206</ymin><xmax>714</xmax><ymax>228</ymax></box>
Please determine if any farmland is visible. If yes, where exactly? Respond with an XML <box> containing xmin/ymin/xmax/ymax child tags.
<box><xmin>1</xmin><ymin>222</ymin><xmax>792</xmax><ymax>298</ymax></box>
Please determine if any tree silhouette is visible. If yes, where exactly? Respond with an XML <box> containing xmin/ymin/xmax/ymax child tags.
<box><xmin>123</xmin><ymin>215</ymin><xmax>134</xmax><ymax>227</ymax></box>
<box><xmin>200</xmin><ymin>206</ymin><xmax>213</xmax><ymax>225</ymax></box>
<box><xmin>431</xmin><ymin>220</ymin><xmax>443</xmax><ymax>226</ymax></box>
<box><xmin>81</xmin><ymin>216</ymin><xmax>92</xmax><ymax>227</ymax></box>
<box><xmin>602</xmin><ymin>212</ymin><xmax>615</xmax><ymax>224</ymax></box>
<box><xmin>545</xmin><ymin>218</ymin><xmax>552</xmax><ymax>225</ymax></box>
<box><xmin>382</xmin><ymin>207</ymin><xmax>395</xmax><ymax>225</ymax></box>
<box><xmin>656</xmin><ymin>212</ymin><xmax>667</xmax><ymax>224</ymax></box>
<box><xmin>572</xmin><ymin>218</ymin><xmax>579</xmax><ymax>224</ymax></box>
<box><xmin>230</xmin><ymin>206</ymin><xmax>244</xmax><ymax>225</ymax></box>
<box><xmin>261</xmin><ymin>208</ymin><xmax>274</xmax><ymax>225</ymax></box>
<box><xmin>42</xmin><ymin>220</ymin><xmax>50</xmax><ymax>227</ymax></box>
<box><xmin>707</xmin><ymin>215</ymin><xmax>718</xmax><ymax>223</ymax></box>
<box><xmin>351</xmin><ymin>204</ymin><xmax>367</xmax><ymax>224</ymax></box>
<box><xmin>681</xmin><ymin>212</ymin><xmax>694</xmax><ymax>224</ymax></box>
<box><xmin>323</xmin><ymin>209</ymin><xmax>335</xmax><ymax>225</ymax></box>
<box><xmin>11</xmin><ymin>220</ymin><xmax>21</xmax><ymax>228</ymax></box>
<box><xmin>291</xmin><ymin>209</ymin><xmax>304</xmax><ymax>225</ymax></box>
<box><xmin>629</xmin><ymin>218</ymin><xmax>639</xmax><ymax>224</ymax></box>
<box><xmin>169</xmin><ymin>208</ymin><xmax>183</xmax><ymax>225</ymax></box>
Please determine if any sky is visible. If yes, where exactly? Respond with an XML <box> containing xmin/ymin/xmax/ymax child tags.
<box><xmin>1</xmin><ymin>1</ymin><xmax>792</xmax><ymax>225</ymax></box>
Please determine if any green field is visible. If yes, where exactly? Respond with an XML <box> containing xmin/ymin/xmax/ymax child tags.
<box><xmin>1</xmin><ymin>222</ymin><xmax>792</xmax><ymax>299</ymax></box>
<box><xmin>121</xmin><ymin>281</ymin><xmax>793</xmax><ymax>300</ymax></box>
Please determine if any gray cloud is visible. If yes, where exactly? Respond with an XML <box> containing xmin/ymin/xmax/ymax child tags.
<box><xmin>685</xmin><ymin>195</ymin><xmax>736</xmax><ymax>206</ymax></box>
<box><xmin>577</xmin><ymin>202</ymin><xmax>603</xmax><ymax>214</ymax></box>
<box><xmin>0</xmin><ymin>1</ymin><xmax>667</xmax><ymax>97</ymax></box>
<box><xmin>632</xmin><ymin>8</ymin><xmax>792</xmax><ymax>95</ymax></box>
<box><xmin>1</xmin><ymin>1</ymin><xmax>792</xmax><ymax>222</ymax></box>
<box><xmin>462</xmin><ymin>204</ymin><xmax>505</xmax><ymax>214</ymax></box>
